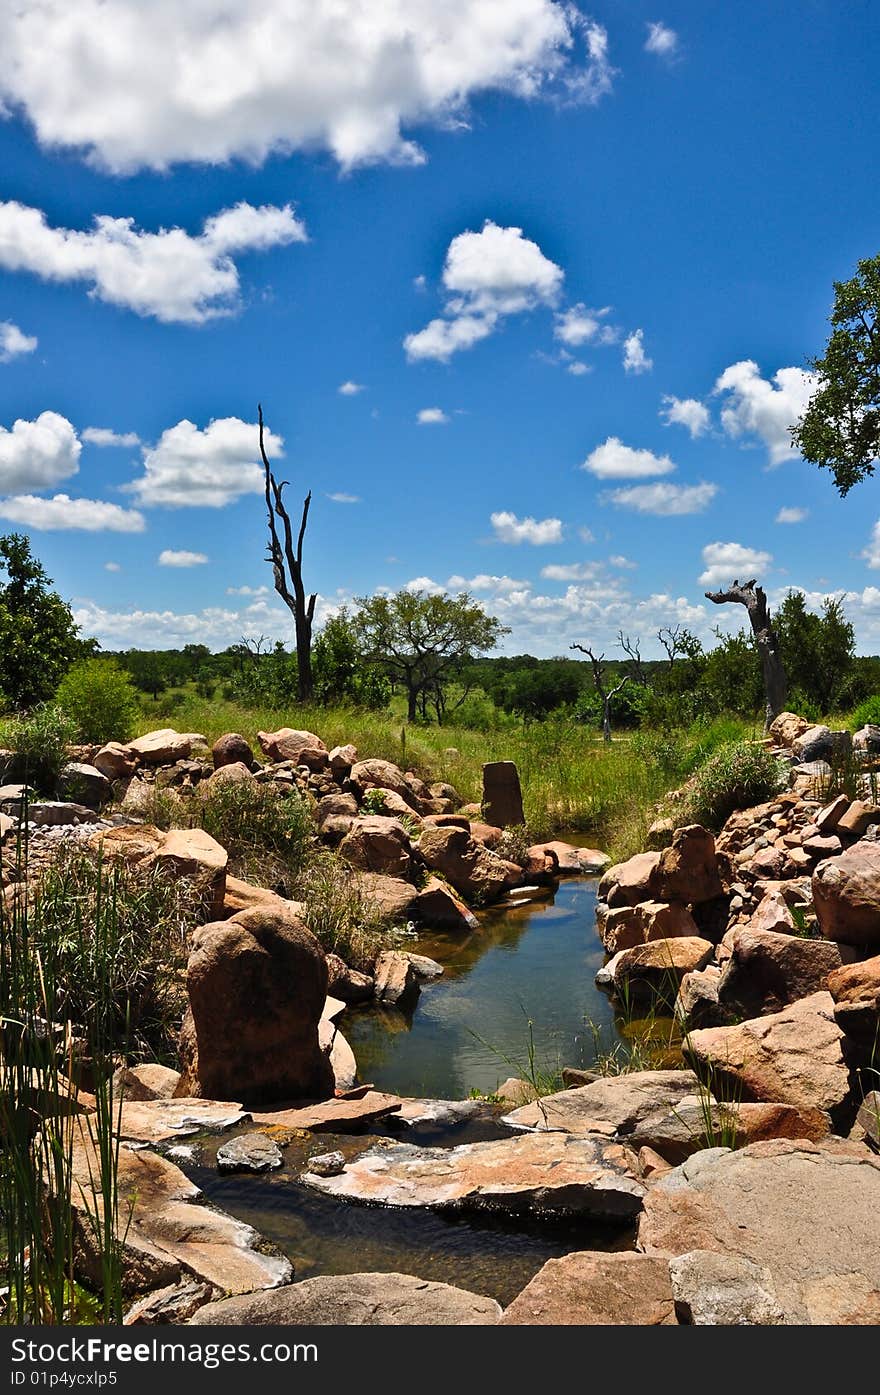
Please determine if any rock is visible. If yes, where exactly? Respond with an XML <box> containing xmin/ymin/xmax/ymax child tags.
<box><xmin>675</xmin><ymin>966</ymin><xmax>724</xmax><ymax>1028</ymax></box>
<box><xmin>406</xmin><ymin>953</ymin><xmax>443</xmax><ymax>980</ymax></box>
<box><xmin>361</xmin><ymin>789</ymin><xmax>422</xmax><ymax>824</ymax></box>
<box><xmin>646</xmin><ymin>818</ymin><xmax>676</xmax><ymax>850</ymax></box>
<box><xmin>467</xmin><ymin>820</ymin><xmax>502</xmax><ymax>849</ymax></box>
<box><xmin>597</xmin><ymin>938</ymin><xmax>714</xmax><ymax>1001</ymax></box>
<box><xmin>69</xmin><ymin>1120</ymin><xmax>290</xmax><ymax>1298</ymax></box>
<box><xmin>503</xmin><ymin>1070</ymin><xmax>700</xmax><ymax>1136</ymax></box>
<box><xmin>827</xmin><ymin>955</ymin><xmax>880</xmax><ymax>1050</ymax></box>
<box><xmin>500</xmin><ymin>1252</ymin><xmax>675</xmax><ymax>1326</ymax></box>
<box><xmin>93</xmin><ymin>743</ymin><xmax>138</xmax><ymax>781</ymax></box>
<box><xmin>176</xmin><ymin>905</ymin><xmax>333</xmax><ymax>1106</ymax></box>
<box><xmin>249</xmin><ymin>1090</ymin><xmax>401</xmax><ymax>1134</ymax></box>
<box><xmin>417</xmin><ymin>824</ymin><xmax>521</xmax><ymax>904</ymax></box>
<box><xmin>528</xmin><ymin>840</ymin><xmax>608</xmax><ymax>875</ymax></box>
<box><xmin>216</xmin><ymin>1132</ymin><xmax>283</xmax><ymax>1173</ymax></box>
<box><xmin>669</xmin><ymin>1250</ymin><xmax>785</xmax><ymax>1325</ymax></box>
<box><xmin>29</xmin><ymin>801</ymin><xmax>100</xmax><ymax>826</ymax></box>
<box><xmin>0</xmin><ymin>783</ymin><xmax>35</xmax><ymax>812</ymax></box>
<box><xmin>348</xmin><ymin>759</ymin><xmax>420</xmax><ymax>810</ymax></box>
<box><xmin>768</xmin><ymin>712</ymin><xmax>810</xmax><ymax>748</ymax></box>
<box><xmin>495</xmin><ymin>1077</ymin><xmax>536</xmax><ymax>1106</ymax></box>
<box><xmin>837</xmin><ymin>799</ymin><xmax>880</xmax><ymax>838</ymax></box>
<box><xmin>256</xmin><ymin>728</ymin><xmax>327</xmax><ymax>764</ymax></box>
<box><xmin>302</xmin><ymin>1133</ymin><xmax>644</xmax><ymax>1220</ymax></box>
<box><xmin>853</xmin><ymin>724</ymin><xmax>880</xmax><ymax>754</ymax></box>
<box><xmin>113</xmin><ymin>1063</ymin><xmax>180</xmax><ymax>1102</ymax></box>
<box><xmin>639</xmin><ymin>1140</ymin><xmax>880</xmax><ymax>1324</ymax></box>
<box><xmin>745</xmin><ymin>890</ymin><xmax>796</xmax><ymax>933</ymax></box>
<box><xmin>813</xmin><ymin>841</ymin><xmax>880</xmax><ymax>946</ymax></box>
<box><xmin>684</xmin><ymin>991</ymin><xmax>850</xmax><ymax>1121</ymax></box>
<box><xmin>626</xmin><ymin>1098</ymin><xmax>830</xmax><ymax>1164</ymax></box>
<box><xmin>597</xmin><ymin>900</ymin><xmax>699</xmax><ymax>955</ymax></box>
<box><xmin>221</xmin><ymin>876</ymin><xmax>302</xmax><ymax>919</ymax></box>
<box><xmin>321</xmin><ymin>1013</ymin><xmax>358</xmax><ymax>1093</ymax></box>
<box><xmin>390</xmin><ymin>1099</ymin><xmax>483</xmax><ymax>1131</ymax></box>
<box><xmin>857</xmin><ymin>1092</ymin><xmax>880</xmax><ymax>1148</ymax></box>
<box><xmin>716</xmin><ymin>926</ymin><xmax>843</xmax><ymax>1016</ymax></box>
<box><xmin>127</xmin><ymin>729</ymin><xmax>204</xmax><ymax>765</ymax></box>
<box><xmin>373</xmin><ymin>950</ymin><xmax>420</xmax><ymax>1006</ymax></box>
<box><xmin>204</xmin><ymin>761</ymin><xmax>253</xmax><ymax>789</ymax></box>
<box><xmin>124</xmin><ymin>1280</ymin><xmax>218</xmax><ymax>1326</ymax></box>
<box><xmin>654</xmin><ymin>825</ymin><xmax>723</xmax><ymax>904</ymax></box>
<box><xmin>598</xmin><ymin>852</ymin><xmax>662</xmax><ymax>908</ymax></box>
<box><xmin>339</xmin><ymin>816</ymin><xmax>413</xmax><ymax>878</ymax></box>
<box><xmin>326</xmin><ymin>954</ymin><xmax>374</xmax><ymax>1004</ymax></box>
<box><xmin>150</xmin><ymin>827</ymin><xmax>227</xmax><ymax>918</ymax></box>
<box><xmin>354</xmin><ymin>871</ymin><xmax>418</xmax><ymax>923</ymax></box>
<box><xmin>316</xmin><ymin>792</ymin><xmax>359</xmax><ymax>824</ymax></box>
<box><xmin>793</xmin><ymin>725</ymin><xmax>851</xmax><ymax>763</ymax></box>
<box><xmin>116</xmin><ymin>1098</ymin><xmax>248</xmax><ymax>1146</ymax></box>
<box><xmin>57</xmin><ymin>763</ymin><xmax>111</xmax><ymax>810</ymax></box>
<box><xmin>212</xmin><ymin>733</ymin><xmax>254</xmax><ymax>769</ymax></box>
<box><xmin>193</xmin><ymin>1272</ymin><xmax>501</xmax><ymax>1326</ymax></box>
<box><xmin>89</xmin><ymin>824</ymin><xmax>163</xmax><ymax>863</ymax></box>
<box><xmin>816</xmin><ymin>793</ymin><xmax>851</xmax><ymax>832</ymax></box>
<box><xmin>414</xmin><ymin>875</ymin><xmax>478</xmax><ymax>930</ymax></box>
<box><xmin>328</xmin><ymin>743</ymin><xmax>358</xmax><ymax>775</ymax></box>
<box><xmin>481</xmin><ymin>760</ymin><xmax>525</xmax><ymax>829</ymax></box>
<box><xmin>307</xmin><ymin>1150</ymin><xmax>346</xmax><ymax>1177</ymax></box>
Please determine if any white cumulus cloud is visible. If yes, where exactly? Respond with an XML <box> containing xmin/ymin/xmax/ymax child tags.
<box><xmin>158</xmin><ymin>549</ymin><xmax>208</xmax><ymax>567</ymax></box>
<box><xmin>490</xmin><ymin>510</ymin><xmax>563</xmax><ymax>545</ymax></box>
<box><xmin>582</xmin><ymin>437</ymin><xmax>676</xmax><ymax>479</ymax></box>
<box><xmin>0</xmin><ymin>2</ymin><xmax>614</xmax><ymax>173</ymax></box>
<box><xmin>540</xmin><ymin>562</ymin><xmax>602</xmax><ymax>581</ymax></box>
<box><xmin>862</xmin><ymin>521</ymin><xmax>880</xmax><ymax>569</ymax></box>
<box><xmin>660</xmin><ymin>395</ymin><xmax>710</xmax><ymax>438</ymax></box>
<box><xmin>644</xmin><ymin>22</ymin><xmax>679</xmax><ymax>57</ymax></box>
<box><xmin>0</xmin><ymin>494</ymin><xmax>144</xmax><ymax>531</ymax></box>
<box><xmin>0</xmin><ymin>411</ymin><xmax>81</xmax><ymax>492</ymax></box>
<box><xmin>128</xmin><ymin>416</ymin><xmax>282</xmax><ymax>508</ymax></box>
<box><xmin>554</xmin><ymin>303</ymin><xmax>615</xmax><ymax>348</ymax></box>
<box><xmin>776</xmin><ymin>506</ymin><xmax>808</xmax><ymax>525</ymax></box>
<box><xmin>0</xmin><ymin>320</ymin><xmax>37</xmax><ymax>362</ymax></box>
<box><xmin>83</xmin><ymin>426</ymin><xmax>141</xmax><ymax>448</ymax></box>
<box><xmin>405</xmin><ymin>221</ymin><xmax>563</xmax><ymax>362</ymax></box>
<box><xmin>0</xmin><ymin>200</ymin><xmax>306</xmax><ymax>325</ymax></box>
<box><xmin>607</xmin><ymin>481</ymin><xmax>718</xmax><ymax>515</ymax></box>
<box><xmin>417</xmin><ymin>407</ymin><xmax>449</xmax><ymax>425</ymax></box>
<box><xmin>699</xmin><ymin>541</ymin><xmax>773</xmax><ymax>588</ymax></box>
<box><xmin>622</xmin><ymin>328</ymin><xmax>653</xmax><ymax>374</ymax></box>
<box><xmin>338</xmin><ymin>381</ymin><xmax>364</xmax><ymax>396</ymax></box>
<box><xmin>714</xmin><ymin>359</ymin><xmax>818</xmax><ymax>466</ymax></box>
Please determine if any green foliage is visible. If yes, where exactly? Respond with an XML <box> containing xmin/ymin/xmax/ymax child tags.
<box><xmin>687</xmin><ymin>739</ymin><xmax>785</xmax><ymax>830</ymax></box>
<box><xmin>776</xmin><ymin>591</ymin><xmax>856</xmax><ymax>712</ymax></box>
<box><xmin>313</xmin><ymin>609</ymin><xmax>390</xmax><ymax>709</ymax></box>
<box><xmin>196</xmin><ymin>779</ymin><xmax>314</xmax><ymax>890</ymax></box>
<box><xmin>55</xmin><ymin>658</ymin><xmax>139</xmax><ymax>744</ymax></box>
<box><xmin>0</xmin><ymin>534</ymin><xmax>86</xmax><ymax>709</ymax></box>
<box><xmin>297</xmin><ymin>852</ymin><xmax>396</xmax><ymax>970</ymax></box>
<box><xmin>1</xmin><ymin>703</ymin><xmax>79</xmax><ymax>791</ymax></box>
<box><xmin>848</xmin><ymin>694</ymin><xmax>880</xmax><ymax>729</ymax></box>
<box><xmin>792</xmin><ymin>252</ymin><xmax>880</xmax><ymax>494</ymax></box>
<box><xmin>351</xmin><ymin>587</ymin><xmax>509</xmax><ymax>722</ymax></box>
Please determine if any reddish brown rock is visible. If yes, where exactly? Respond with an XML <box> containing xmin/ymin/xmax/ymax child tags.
<box><xmin>339</xmin><ymin>816</ymin><xmax>413</xmax><ymax>878</ymax></box>
<box><xmin>256</xmin><ymin>728</ymin><xmax>327</xmax><ymax>764</ymax></box>
<box><xmin>768</xmin><ymin>711</ymin><xmax>810</xmax><ymax>748</ymax></box>
<box><xmin>348</xmin><ymin>759</ymin><xmax>421</xmax><ymax>810</ymax></box>
<box><xmin>717</xmin><ymin>925</ymin><xmax>843</xmax><ymax>1016</ymax></box>
<box><xmin>148</xmin><ymin>827</ymin><xmax>228</xmax><ymax>917</ymax></box>
<box><xmin>212</xmin><ymin>732</ymin><xmax>254</xmax><ymax>769</ymax></box>
<box><xmin>746</xmin><ymin>891</ymin><xmax>796</xmax><ymax>934</ymax></box>
<box><xmin>373</xmin><ymin>950</ymin><xmax>420</xmax><ymax>1006</ymax></box>
<box><xmin>328</xmin><ymin>743</ymin><xmax>358</xmax><ymax>775</ymax></box>
<box><xmin>93</xmin><ymin>742</ymin><xmax>138</xmax><ymax>781</ymax></box>
<box><xmin>598</xmin><ymin>851</ymin><xmax>662</xmax><ymax>908</ymax></box>
<box><xmin>417</xmin><ymin>824</ymin><xmax>521</xmax><ymax>904</ymax></box>
<box><xmin>500</xmin><ymin>1252</ymin><xmax>675</xmax><ymax>1326</ymax></box>
<box><xmin>176</xmin><ymin>905</ymin><xmax>333</xmax><ymax>1106</ymax></box>
<box><xmin>654</xmin><ymin>825</ymin><xmax>723</xmax><ymax>904</ymax></box>
<box><xmin>597</xmin><ymin>900</ymin><xmax>699</xmax><ymax>955</ymax></box>
<box><xmin>813</xmin><ymin>842</ymin><xmax>880</xmax><ymax>947</ymax></box>
<box><xmin>353</xmin><ymin>871</ymin><xmax>419</xmax><ymax>924</ymax></box>
<box><xmin>414</xmin><ymin>875</ymin><xmax>478</xmax><ymax>930</ymax></box>
<box><xmin>481</xmin><ymin>760</ymin><xmax>525</xmax><ymax>829</ymax></box>
<box><xmin>326</xmin><ymin>954</ymin><xmax>374</xmax><ymax>1004</ymax></box>
<box><xmin>597</xmin><ymin>937</ymin><xmax>714</xmax><ymax>1001</ymax></box>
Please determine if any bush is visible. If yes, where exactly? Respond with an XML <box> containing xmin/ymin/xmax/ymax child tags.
<box><xmin>687</xmin><ymin>740</ymin><xmax>785</xmax><ymax>830</ymax></box>
<box><xmin>196</xmin><ymin>779</ymin><xmax>314</xmax><ymax>890</ymax></box>
<box><xmin>0</xmin><ymin>704</ymin><xmax>78</xmax><ymax>791</ymax></box>
<box><xmin>55</xmin><ymin>658</ymin><xmax>139</xmax><ymax>744</ymax></box>
<box><xmin>297</xmin><ymin>852</ymin><xmax>396</xmax><ymax>969</ymax></box>
<box><xmin>848</xmin><ymin>694</ymin><xmax>880</xmax><ymax>730</ymax></box>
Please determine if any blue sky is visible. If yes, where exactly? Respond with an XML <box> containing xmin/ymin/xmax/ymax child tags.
<box><xmin>0</xmin><ymin>0</ymin><xmax>878</xmax><ymax>657</ymax></box>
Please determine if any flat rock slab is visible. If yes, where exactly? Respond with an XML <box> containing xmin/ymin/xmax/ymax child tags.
<box><xmin>301</xmin><ymin>1133</ymin><xmax>645</xmax><ymax>1220</ymax></box>
<box><xmin>192</xmin><ymin>1272</ymin><xmax>501</xmax><ymax>1325</ymax></box>
<box><xmin>390</xmin><ymin>1099</ymin><xmax>484</xmax><ymax>1129</ymax></box>
<box><xmin>639</xmin><ymin>1139</ymin><xmax>880</xmax><ymax>1324</ymax></box>
<box><xmin>501</xmin><ymin>1251</ymin><xmax>676</xmax><ymax>1326</ymax></box>
<box><xmin>118</xmin><ymin>1098</ymin><xmax>248</xmax><ymax>1145</ymax></box>
<box><xmin>216</xmin><ymin>1132</ymin><xmax>284</xmax><ymax>1173</ymax></box>
<box><xmin>70</xmin><ymin>1124</ymin><xmax>290</xmax><ymax>1299</ymax></box>
<box><xmin>502</xmin><ymin>1070</ymin><xmax>699</xmax><ymax>1136</ymax></box>
<box><xmin>250</xmin><ymin>1090</ymin><xmax>402</xmax><ymax>1133</ymax></box>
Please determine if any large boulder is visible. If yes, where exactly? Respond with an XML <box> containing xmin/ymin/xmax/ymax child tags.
<box><xmin>414</xmin><ymin>875</ymin><xmax>478</xmax><ymax>931</ymax></box>
<box><xmin>503</xmin><ymin>1070</ymin><xmax>700</xmax><ymax>1136</ymax></box>
<box><xmin>639</xmin><ymin>1140</ymin><xmax>880</xmax><ymax>1324</ymax></box>
<box><xmin>256</xmin><ymin>728</ymin><xmax>327</xmax><ymax>765</ymax></box>
<box><xmin>653</xmin><ymin>825</ymin><xmax>723</xmax><ymax>904</ymax></box>
<box><xmin>212</xmin><ymin>732</ymin><xmax>254</xmax><ymax>769</ymax></box>
<box><xmin>353</xmin><ymin>871</ymin><xmax>418</xmax><ymax>924</ymax></box>
<box><xmin>57</xmin><ymin>761</ymin><xmax>111</xmax><ymax>811</ymax></box>
<box><xmin>373</xmin><ymin>950</ymin><xmax>420</xmax><ymax>1007</ymax></box>
<box><xmin>339</xmin><ymin>816</ymin><xmax>413</xmax><ymax>878</ymax></box>
<box><xmin>768</xmin><ymin>712</ymin><xmax>810</xmax><ymax>748</ymax></box>
<box><xmin>148</xmin><ymin>827</ymin><xmax>228</xmax><ymax>918</ymax></box>
<box><xmin>793</xmin><ymin>725</ymin><xmax>851</xmax><ymax>763</ymax></box>
<box><xmin>348</xmin><ymin>759</ymin><xmax>420</xmax><ymax>810</ymax></box>
<box><xmin>597</xmin><ymin>900</ymin><xmax>699</xmax><ymax>955</ymax></box>
<box><xmin>596</xmin><ymin>938</ymin><xmax>715</xmax><ymax>1002</ymax></box>
<box><xmin>416</xmin><ymin>824</ymin><xmax>522</xmax><ymax>904</ymax></box>
<box><xmin>684</xmin><ymin>991</ymin><xmax>851</xmax><ymax>1122</ymax></box>
<box><xmin>716</xmin><ymin>926</ymin><xmax>843</xmax><ymax>1017</ymax></box>
<box><xmin>813</xmin><ymin>842</ymin><xmax>880</xmax><ymax>947</ymax></box>
<box><xmin>500</xmin><ymin>1252</ymin><xmax>675</xmax><ymax>1326</ymax></box>
<box><xmin>92</xmin><ymin>742</ymin><xmax>137</xmax><ymax>781</ymax></box>
<box><xmin>481</xmin><ymin>760</ymin><xmax>525</xmax><ymax>829</ymax></box>
<box><xmin>126</xmin><ymin>729</ymin><xmax>205</xmax><ymax>765</ymax></box>
<box><xmin>176</xmin><ymin>905</ymin><xmax>334</xmax><ymax>1106</ymax></box>
<box><xmin>827</xmin><ymin>954</ymin><xmax>880</xmax><ymax>1052</ymax></box>
<box><xmin>192</xmin><ymin>1272</ymin><xmax>501</xmax><ymax>1325</ymax></box>
<box><xmin>598</xmin><ymin>852</ymin><xmax>662</xmax><ymax>908</ymax></box>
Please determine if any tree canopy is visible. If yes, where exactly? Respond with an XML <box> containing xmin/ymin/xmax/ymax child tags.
<box><xmin>793</xmin><ymin>252</ymin><xmax>880</xmax><ymax>493</ymax></box>
<box><xmin>0</xmin><ymin>534</ymin><xmax>86</xmax><ymax>709</ymax></box>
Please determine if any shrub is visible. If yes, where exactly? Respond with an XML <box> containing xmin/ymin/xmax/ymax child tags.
<box><xmin>196</xmin><ymin>779</ymin><xmax>314</xmax><ymax>890</ymax></box>
<box><xmin>0</xmin><ymin>703</ymin><xmax>78</xmax><ymax>791</ymax></box>
<box><xmin>297</xmin><ymin>852</ymin><xmax>396</xmax><ymax>969</ymax></box>
<box><xmin>686</xmin><ymin>740</ymin><xmax>785</xmax><ymax>830</ymax></box>
<box><xmin>55</xmin><ymin>658</ymin><xmax>139</xmax><ymax>744</ymax></box>
<box><xmin>849</xmin><ymin>694</ymin><xmax>880</xmax><ymax>730</ymax></box>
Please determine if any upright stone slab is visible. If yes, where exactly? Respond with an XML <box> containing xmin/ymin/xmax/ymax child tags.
<box><xmin>482</xmin><ymin>760</ymin><xmax>525</xmax><ymax>829</ymax></box>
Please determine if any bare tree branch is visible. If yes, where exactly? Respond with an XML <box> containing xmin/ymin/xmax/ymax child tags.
<box><xmin>259</xmin><ymin>403</ymin><xmax>316</xmax><ymax>702</ymax></box>
<box><xmin>704</xmin><ymin>577</ymin><xmax>788</xmax><ymax>723</ymax></box>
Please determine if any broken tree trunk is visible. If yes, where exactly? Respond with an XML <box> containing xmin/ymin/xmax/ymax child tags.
<box><xmin>259</xmin><ymin>404</ymin><xmax>316</xmax><ymax>703</ymax></box>
<box><xmin>704</xmin><ymin>578</ymin><xmax>788</xmax><ymax>725</ymax></box>
<box><xmin>570</xmin><ymin>643</ymin><xmax>630</xmax><ymax>743</ymax></box>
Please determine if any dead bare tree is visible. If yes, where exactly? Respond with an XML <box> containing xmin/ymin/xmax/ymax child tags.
<box><xmin>617</xmin><ymin>630</ymin><xmax>648</xmax><ymax>687</ymax></box>
<box><xmin>571</xmin><ymin>643</ymin><xmax>630</xmax><ymax>742</ymax></box>
<box><xmin>658</xmin><ymin>624</ymin><xmax>685</xmax><ymax>668</ymax></box>
<box><xmin>704</xmin><ymin>578</ymin><xmax>788</xmax><ymax>724</ymax></box>
<box><xmin>259</xmin><ymin>404</ymin><xmax>316</xmax><ymax>702</ymax></box>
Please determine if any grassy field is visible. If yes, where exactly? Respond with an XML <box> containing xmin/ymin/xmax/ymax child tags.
<box><xmin>134</xmin><ymin>693</ymin><xmax>758</xmax><ymax>860</ymax></box>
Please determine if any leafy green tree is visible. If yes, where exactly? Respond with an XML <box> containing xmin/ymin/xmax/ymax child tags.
<box><xmin>0</xmin><ymin>534</ymin><xmax>85</xmax><ymax>709</ymax></box>
<box><xmin>55</xmin><ymin>658</ymin><xmax>140</xmax><ymax>743</ymax></box>
<box><xmin>793</xmin><ymin>253</ymin><xmax>880</xmax><ymax>493</ymax></box>
<box><xmin>775</xmin><ymin>590</ymin><xmax>855</xmax><ymax>712</ymax></box>
<box><xmin>351</xmin><ymin>589</ymin><xmax>508</xmax><ymax>723</ymax></box>
<box><xmin>698</xmin><ymin>629</ymin><xmax>764</xmax><ymax>716</ymax></box>
<box><xmin>312</xmin><ymin>609</ymin><xmax>389</xmax><ymax>709</ymax></box>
